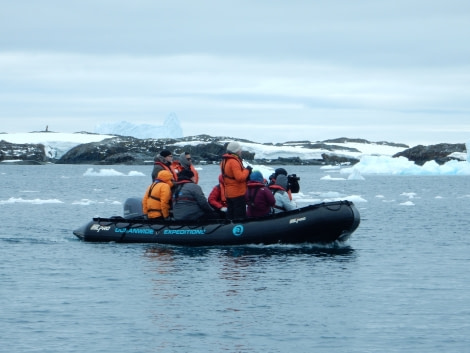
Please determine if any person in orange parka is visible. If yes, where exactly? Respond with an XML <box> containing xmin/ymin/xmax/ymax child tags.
<box><xmin>171</xmin><ymin>151</ymin><xmax>199</xmax><ymax>184</ymax></box>
<box><xmin>208</xmin><ymin>174</ymin><xmax>228</xmax><ymax>217</ymax></box>
<box><xmin>220</xmin><ymin>141</ymin><xmax>252</xmax><ymax>219</ymax></box>
<box><xmin>142</xmin><ymin>170</ymin><xmax>174</xmax><ymax>219</ymax></box>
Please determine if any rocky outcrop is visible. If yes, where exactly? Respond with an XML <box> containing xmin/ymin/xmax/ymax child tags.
<box><xmin>2</xmin><ymin>134</ymin><xmax>467</xmax><ymax>166</ymax></box>
<box><xmin>321</xmin><ymin>153</ymin><xmax>360</xmax><ymax>166</ymax></box>
<box><xmin>0</xmin><ymin>140</ymin><xmax>47</xmax><ymax>164</ymax></box>
<box><xmin>57</xmin><ymin>136</ymin><xmax>166</xmax><ymax>164</ymax></box>
<box><xmin>56</xmin><ymin>136</ymin><xmax>255</xmax><ymax>165</ymax></box>
<box><xmin>57</xmin><ymin>137</ymin><xmax>465</xmax><ymax>166</ymax></box>
<box><xmin>324</xmin><ymin>137</ymin><xmax>409</xmax><ymax>149</ymax></box>
<box><xmin>56</xmin><ymin>136</ymin><xmax>360</xmax><ymax>165</ymax></box>
<box><xmin>393</xmin><ymin>143</ymin><xmax>466</xmax><ymax>166</ymax></box>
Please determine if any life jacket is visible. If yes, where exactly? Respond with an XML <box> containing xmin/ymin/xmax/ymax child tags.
<box><xmin>269</xmin><ymin>184</ymin><xmax>285</xmax><ymax>194</ymax></box>
<box><xmin>269</xmin><ymin>184</ymin><xmax>288</xmax><ymax>211</ymax></box>
<box><xmin>154</xmin><ymin>161</ymin><xmax>177</xmax><ymax>180</ymax></box>
<box><xmin>144</xmin><ymin>170</ymin><xmax>174</xmax><ymax>218</ymax></box>
<box><xmin>171</xmin><ymin>163</ymin><xmax>199</xmax><ymax>184</ymax></box>
<box><xmin>269</xmin><ymin>184</ymin><xmax>292</xmax><ymax>201</ymax></box>
<box><xmin>220</xmin><ymin>153</ymin><xmax>250</xmax><ymax>198</ymax></box>
<box><xmin>146</xmin><ymin>180</ymin><xmax>165</xmax><ymax>216</ymax></box>
<box><xmin>220</xmin><ymin>153</ymin><xmax>244</xmax><ymax>180</ymax></box>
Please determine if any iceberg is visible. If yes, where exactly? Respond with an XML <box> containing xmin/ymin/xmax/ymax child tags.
<box><xmin>94</xmin><ymin>113</ymin><xmax>183</xmax><ymax>139</ymax></box>
<box><xmin>341</xmin><ymin>155</ymin><xmax>470</xmax><ymax>176</ymax></box>
<box><xmin>467</xmin><ymin>141</ymin><xmax>470</xmax><ymax>163</ymax></box>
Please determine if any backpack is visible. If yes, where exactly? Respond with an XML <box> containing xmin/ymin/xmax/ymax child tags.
<box><xmin>247</xmin><ymin>187</ymin><xmax>261</xmax><ymax>207</ymax></box>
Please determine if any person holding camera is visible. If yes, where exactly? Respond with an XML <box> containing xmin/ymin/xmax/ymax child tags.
<box><xmin>268</xmin><ymin>168</ymin><xmax>300</xmax><ymax>200</ymax></box>
<box><xmin>220</xmin><ymin>141</ymin><xmax>252</xmax><ymax>220</ymax></box>
<box><xmin>269</xmin><ymin>174</ymin><xmax>297</xmax><ymax>213</ymax></box>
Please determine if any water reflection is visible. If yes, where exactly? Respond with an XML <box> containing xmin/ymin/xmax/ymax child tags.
<box><xmin>143</xmin><ymin>247</ymin><xmax>178</xmax><ymax>274</ymax></box>
<box><xmin>142</xmin><ymin>242</ymin><xmax>357</xmax><ymax>349</ymax></box>
<box><xmin>144</xmin><ymin>243</ymin><xmax>356</xmax><ymax>262</ymax></box>
<box><xmin>143</xmin><ymin>243</ymin><xmax>356</xmax><ymax>297</ymax></box>
<box><xmin>218</xmin><ymin>243</ymin><xmax>356</xmax><ymax>259</ymax></box>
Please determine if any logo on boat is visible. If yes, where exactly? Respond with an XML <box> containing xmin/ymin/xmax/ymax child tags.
<box><xmin>90</xmin><ymin>224</ymin><xmax>111</xmax><ymax>232</ymax></box>
<box><xmin>289</xmin><ymin>217</ymin><xmax>306</xmax><ymax>224</ymax></box>
<box><xmin>232</xmin><ymin>225</ymin><xmax>244</xmax><ymax>236</ymax></box>
<box><xmin>163</xmin><ymin>229</ymin><xmax>206</xmax><ymax>235</ymax></box>
<box><xmin>115</xmin><ymin>227</ymin><xmax>155</xmax><ymax>235</ymax></box>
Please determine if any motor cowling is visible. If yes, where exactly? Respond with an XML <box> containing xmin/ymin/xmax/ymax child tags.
<box><xmin>123</xmin><ymin>197</ymin><xmax>144</xmax><ymax>219</ymax></box>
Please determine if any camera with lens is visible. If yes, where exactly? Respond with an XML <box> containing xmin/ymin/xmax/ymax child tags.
<box><xmin>287</xmin><ymin>174</ymin><xmax>300</xmax><ymax>193</ymax></box>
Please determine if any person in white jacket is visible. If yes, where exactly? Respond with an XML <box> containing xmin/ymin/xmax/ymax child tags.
<box><xmin>269</xmin><ymin>174</ymin><xmax>297</xmax><ymax>213</ymax></box>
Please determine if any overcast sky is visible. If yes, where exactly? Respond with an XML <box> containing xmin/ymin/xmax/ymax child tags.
<box><xmin>1</xmin><ymin>0</ymin><xmax>469</xmax><ymax>145</ymax></box>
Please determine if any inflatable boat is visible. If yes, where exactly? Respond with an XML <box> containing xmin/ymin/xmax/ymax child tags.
<box><xmin>73</xmin><ymin>197</ymin><xmax>360</xmax><ymax>246</ymax></box>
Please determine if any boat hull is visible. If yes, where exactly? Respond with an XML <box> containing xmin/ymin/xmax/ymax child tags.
<box><xmin>73</xmin><ymin>201</ymin><xmax>360</xmax><ymax>246</ymax></box>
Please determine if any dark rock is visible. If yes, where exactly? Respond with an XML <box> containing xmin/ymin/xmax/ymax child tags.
<box><xmin>321</xmin><ymin>153</ymin><xmax>360</xmax><ymax>166</ymax></box>
<box><xmin>57</xmin><ymin>136</ymin><xmax>157</xmax><ymax>164</ymax></box>
<box><xmin>324</xmin><ymin>137</ymin><xmax>409</xmax><ymax>149</ymax></box>
<box><xmin>57</xmin><ymin>137</ymin><xmax>258</xmax><ymax>165</ymax></box>
<box><xmin>0</xmin><ymin>140</ymin><xmax>47</xmax><ymax>163</ymax></box>
<box><xmin>393</xmin><ymin>143</ymin><xmax>466</xmax><ymax>166</ymax></box>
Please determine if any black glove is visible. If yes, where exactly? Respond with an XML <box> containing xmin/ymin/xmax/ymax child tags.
<box><xmin>246</xmin><ymin>165</ymin><xmax>253</xmax><ymax>175</ymax></box>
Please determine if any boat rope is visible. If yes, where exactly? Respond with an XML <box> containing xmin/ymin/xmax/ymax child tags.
<box><xmin>323</xmin><ymin>200</ymin><xmax>349</xmax><ymax>211</ymax></box>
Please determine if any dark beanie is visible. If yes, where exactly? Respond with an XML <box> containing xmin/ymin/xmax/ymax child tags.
<box><xmin>275</xmin><ymin>168</ymin><xmax>288</xmax><ymax>176</ymax></box>
<box><xmin>160</xmin><ymin>149</ymin><xmax>172</xmax><ymax>157</ymax></box>
<box><xmin>178</xmin><ymin>169</ymin><xmax>194</xmax><ymax>180</ymax></box>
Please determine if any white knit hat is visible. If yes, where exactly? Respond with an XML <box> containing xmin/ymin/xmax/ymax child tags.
<box><xmin>226</xmin><ymin>141</ymin><xmax>242</xmax><ymax>153</ymax></box>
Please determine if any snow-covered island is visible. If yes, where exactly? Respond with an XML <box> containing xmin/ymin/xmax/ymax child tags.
<box><xmin>0</xmin><ymin>131</ymin><xmax>469</xmax><ymax>177</ymax></box>
<box><xmin>0</xmin><ymin>131</ymin><xmax>408</xmax><ymax>164</ymax></box>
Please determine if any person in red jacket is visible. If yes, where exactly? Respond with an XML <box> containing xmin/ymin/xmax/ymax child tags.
<box><xmin>245</xmin><ymin>170</ymin><xmax>275</xmax><ymax>218</ymax></box>
<box><xmin>208</xmin><ymin>174</ymin><xmax>228</xmax><ymax>218</ymax></box>
<box><xmin>220</xmin><ymin>141</ymin><xmax>252</xmax><ymax>220</ymax></box>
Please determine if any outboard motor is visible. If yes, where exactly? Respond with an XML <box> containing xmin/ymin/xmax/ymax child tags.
<box><xmin>123</xmin><ymin>197</ymin><xmax>144</xmax><ymax>219</ymax></box>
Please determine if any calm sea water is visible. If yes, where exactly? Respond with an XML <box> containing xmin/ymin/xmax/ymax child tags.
<box><xmin>1</xmin><ymin>164</ymin><xmax>469</xmax><ymax>353</ymax></box>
